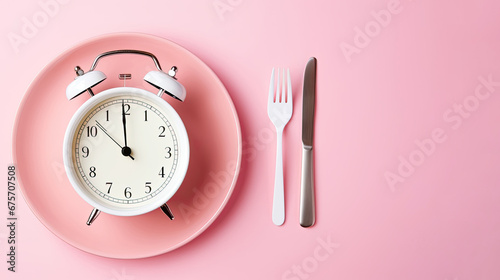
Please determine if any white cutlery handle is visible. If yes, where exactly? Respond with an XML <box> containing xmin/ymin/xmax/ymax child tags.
<box><xmin>300</xmin><ymin>146</ymin><xmax>315</xmax><ymax>227</ymax></box>
<box><xmin>272</xmin><ymin>128</ymin><xmax>285</xmax><ymax>226</ymax></box>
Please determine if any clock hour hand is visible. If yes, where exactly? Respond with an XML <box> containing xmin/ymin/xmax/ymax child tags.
<box><xmin>121</xmin><ymin>100</ymin><xmax>132</xmax><ymax>157</ymax></box>
<box><xmin>95</xmin><ymin>120</ymin><xmax>134</xmax><ymax>160</ymax></box>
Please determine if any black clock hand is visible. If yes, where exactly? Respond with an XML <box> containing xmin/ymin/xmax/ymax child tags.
<box><xmin>121</xmin><ymin>100</ymin><xmax>132</xmax><ymax>157</ymax></box>
<box><xmin>95</xmin><ymin>120</ymin><xmax>134</xmax><ymax>160</ymax></box>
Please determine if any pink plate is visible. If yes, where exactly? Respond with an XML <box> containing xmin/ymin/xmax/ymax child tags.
<box><xmin>12</xmin><ymin>33</ymin><xmax>241</xmax><ymax>259</ymax></box>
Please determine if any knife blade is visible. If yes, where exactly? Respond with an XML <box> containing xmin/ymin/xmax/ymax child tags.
<box><xmin>300</xmin><ymin>57</ymin><xmax>316</xmax><ymax>227</ymax></box>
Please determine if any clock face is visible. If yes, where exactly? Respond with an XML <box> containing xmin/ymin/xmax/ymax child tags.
<box><xmin>64</xmin><ymin>88</ymin><xmax>189</xmax><ymax>216</ymax></box>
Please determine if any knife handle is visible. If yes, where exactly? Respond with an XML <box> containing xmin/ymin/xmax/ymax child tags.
<box><xmin>300</xmin><ymin>146</ymin><xmax>315</xmax><ymax>227</ymax></box>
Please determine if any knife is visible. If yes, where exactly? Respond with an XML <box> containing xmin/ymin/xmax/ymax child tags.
<box><xmin>300</xmin><ymin>57</ymin><xmax>316</xmax><ymax>227</ymax></box>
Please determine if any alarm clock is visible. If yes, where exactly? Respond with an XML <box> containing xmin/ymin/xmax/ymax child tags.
<box><xmin>63</xmin><ymin>50</ymin><xmax>189</xmax><ymax>225</ymax></box>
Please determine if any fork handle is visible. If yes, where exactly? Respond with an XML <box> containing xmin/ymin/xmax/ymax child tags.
<box><xmin>272</xmin><ymin>128</ymin><xmax>285</xmax><ymax>226</ymax></box>
<box><xmin>300</xmin><ymin>146</ymin><xmax>315</xmax><ymax>227</ymax></box>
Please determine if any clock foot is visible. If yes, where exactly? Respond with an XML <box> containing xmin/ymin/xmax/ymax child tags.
<box><xmin>86</xmin><ymin>208</ymin><xmax>101</xmax><ymax>226</ymax></box>
<box><xmin>160</xmin><ymin>203</ymin><xmax>174</xmax><ymax>220</ymax></box>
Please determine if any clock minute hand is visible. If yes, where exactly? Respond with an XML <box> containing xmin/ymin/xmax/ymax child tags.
<box><xmin>95</xmin><ymin>120</ymin><xmax>134</xmax><ymax>160</ymax></box>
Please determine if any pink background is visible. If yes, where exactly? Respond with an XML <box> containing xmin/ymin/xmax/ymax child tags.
<box><xmin>1</xmin><ymin>0</ymin><xmax>500</xmax><ymax>279</ymax></box>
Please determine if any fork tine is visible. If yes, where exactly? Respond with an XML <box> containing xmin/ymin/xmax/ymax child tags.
<box><xmin>276</xmin><ymin>68</ymin><xmax>280</xmax><ymax>103</ymax></box>
<box><xmin>286</xmin><ymin>68</ymin><xmax>292</xmax><ymax>103</ymax></box>
<box><xmin>280</xmin><ymin>68</ymin><xmax>285</xmax><ymax>103</ymax></box>
<box><xmin>269</xmin><ymin>68</ymin><xmax>275</xmax><ymax>104</ymax></box>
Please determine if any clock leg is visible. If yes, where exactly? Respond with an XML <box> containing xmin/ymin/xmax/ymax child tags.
<box><xmin>160</xmin><ymin>203</ymin><xmax>174</xmax><ymax>220</ymax></box>
<box><xmin>86</xmin><ymin>208</ymin><xmax>101</xmax><ymax>226</ymax></box>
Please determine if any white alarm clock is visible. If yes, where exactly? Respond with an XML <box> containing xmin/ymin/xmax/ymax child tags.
<box><xmin>63</xmin><ymin>50</ymin><xmax>189</xmax><ymax>225</ymax></box>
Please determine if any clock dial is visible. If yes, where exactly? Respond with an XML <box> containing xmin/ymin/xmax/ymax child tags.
<box><xmin>71</xmin><ymin>95</ymin><xmax>179</xmax><ymax>209</ymax></box>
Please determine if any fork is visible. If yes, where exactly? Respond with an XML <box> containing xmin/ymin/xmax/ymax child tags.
<box><xmin>268</xmin><ymin>68</ymin><xmax>293</xmax><ymax>226</ymax></box>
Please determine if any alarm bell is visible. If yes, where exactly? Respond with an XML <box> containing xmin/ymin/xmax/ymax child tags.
<box><xmin>144</xmin><ymin>69</ymin><xmax>186</xmax><ymax>101</ymax></box>
<box><xmin>66</xmin><ymin>68</ymin><xmax>106</xmax><ymax>100</ymax></box>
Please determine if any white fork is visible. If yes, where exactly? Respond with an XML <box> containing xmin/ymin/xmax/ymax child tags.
<box><xmin>267</xmin><ymin>68</ymin><xmax>293</xmax><ymax>226</ymax></box>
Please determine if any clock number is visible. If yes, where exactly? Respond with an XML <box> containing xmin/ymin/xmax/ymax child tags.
<box><xmin>159</xmin><ymin>126</ymin><xmax>166</xmax><ymax>137</ymax></box>
<box><xmin>106</xmin><ymin>182</ymin><xmax>113</xmax><ymax>194</ymax></box>
<box><xmin>86</xmin><ymin>126</ymin><xmax>98</xmax><ymax>137</ymax></box>
<box><xmin>124</xmin><ymin>187</ymin><xmax>132</xmax><ymax>199</ymax></box>
<box><xmin>82</xmin><ymin>146</ymin><xmax>90</xmax><ymax>158</ymax></box>
<box><xmin>158</xmin><ymin>166</ymin><xmax>165</xmax><ymax>178</ymax></box>
<box><xmin>144</xmin><ymin>110</ymin><xmax>148</xmax><ymax>121</ymax></box>
<box><xmin>165</xmin><ymin>147</ymin><xmax>172</xmax><ymax>159</ymax></box>
<box><xmin>106</xmin><ymin>110</ymin><xmax>109</xmax><ymax>121</ymax></box>
<box><xmin>145</xmin><ymin>182</ymin><xmax>152</xmax><ymax>194</ymax></box>
<box><xmin>89</xmin><ymin>166</ymin><xmax>96</xmax><ymax>178</ymax></box>
<box><xmin>123</xmin><ymin>103</ymin><xmax>131</xmax><ymax>115</ymax></box>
